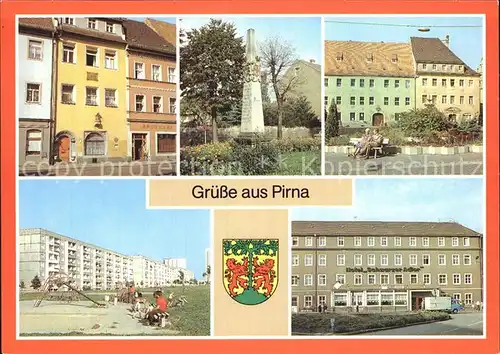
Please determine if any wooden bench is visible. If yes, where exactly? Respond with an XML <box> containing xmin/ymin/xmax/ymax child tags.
<box><xmin>348</xmin><ymin>138</ymin><xmax>390</xmax><ymax>159</ymax></box>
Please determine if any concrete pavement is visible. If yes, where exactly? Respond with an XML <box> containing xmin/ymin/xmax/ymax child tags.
<box><xmin>19</xmin><ymin>160</ymin><xmax>177</xmax><ymax>176</ymax></box>
<box><xmin>324</xmin><ymin>152</ymin><xmax>483</xmax><ymax>175</ymax></box>
<box><xmin>363</xmin><ymin>312</ymin><xmax>483</xmax><ymax>336</ymax></box>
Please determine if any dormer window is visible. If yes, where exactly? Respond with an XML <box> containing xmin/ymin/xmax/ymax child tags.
<box><xmin>442</xmin><ymin>64</ymin><xmax>447</xmax><ymax>71</ymax></box>
<box><xmin>88</xmin><ymin>19</ymin><xmax>97</xmax><ymax>30</ymax></box>
<box><xmin>432</xmin><ymin>64</ymin><xmax>437</xmax><ymax>70</ymax></box>
<box><xmin>336</xmin><ymin>52</ymin><xmax>343</xmax><ymax>61</ymax></box>
<box><xmin>458</xmin><ymin>65</ymin><xmax>463</xmax><ymax>71</ymax></box>
<box><xmin>106</xmin><ymin>22</ymin><xmax>114</xmax><ymax>33</ymax></box>
<box><xmin>366</xmin><ymin>53</ymin><xmax>373</xmax><ymax>62</ymax></box>
<box><xmin>391</xmin><ymin>54</ymin><xmax>398</xmax><ymax>63</ymax></box>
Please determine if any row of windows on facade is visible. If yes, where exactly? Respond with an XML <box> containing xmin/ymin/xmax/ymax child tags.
<box><xmin>324</xmin><ymin>75</ymin><xmax>474</xmax><ymax>89</ymax></box>
<box><xmin>325</xmin><ymin>94</ymin><xmax>474</xmax><ymax>108</ymax></box>
<box><xmin>292</xmin><ymin>253</ymin><xmax>475</xmax><ymax>267</ymax></box>
<box><xmin>25</xmin><ymin>130</ymin><xmax>175</xmax><ymax>157</ymax></box>
<box><xmin>293</xmin><ymin>272</ymin><xmax>474</xmax><ymax>287</ymax></box>
<box><xmin>25</xmin><ymin>83</ymin><xmax>176</xmax><ymax>114</ymax></box>
<box><xmin>59</xmin><ymin>17</ymin><xmax>117</xmax><ymax>33</ymax></box>
<box><xmin>325</xmin><ymin>78</ymin><xmax>412</xmax><ymax>88</ymax></box>
<box><xmin>295</xmin><ymin>292</ymin><xmax>475</xmax><ymax>308</ymax></box>
<box><xmin>27</xmin><ymin>40</ymin><xmax>176</xmax><ymax>83</ymax></box>
<box><xmin>292</xmin><ymin>236</ymin><xmax>473</xmax><ymax>248</ymax></box>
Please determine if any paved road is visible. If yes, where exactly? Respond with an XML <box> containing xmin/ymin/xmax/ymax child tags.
<box><xmin>19</xmin><ymin>160</ymin><xmax>177</xmax><ymax>177</ymax></box>
<box><xmin>364</xmin><ymin>312</ymin><xmax>483</xmax><ymax>336</ymax></box>
<box><xmin>324</xmin><ymin>153</ymin><xmax>483</xmax><ymax>175</ymax></box>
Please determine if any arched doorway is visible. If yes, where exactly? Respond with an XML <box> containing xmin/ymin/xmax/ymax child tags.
<box><xmin>372</xmin><ymin>113</ymin><xmax>384</xmax><ymax>127</ymax></box>
<box><xmin>84</xmin><ymin>132</ymin><xmax>106</xmax><ymax>156</ymax></box>
<box><xmin>55</xmin><ymin>131</ymin><xmax>75</xmax><ymax>162</ymax></box>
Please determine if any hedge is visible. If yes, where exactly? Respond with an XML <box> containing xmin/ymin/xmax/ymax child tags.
<box><xmin>292</xmin><ymin>311</ymin><xmax>451</xmax><ymax>334</ymax></box>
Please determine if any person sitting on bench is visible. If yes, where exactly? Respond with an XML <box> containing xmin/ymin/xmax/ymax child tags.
<box><xmin>351</xmin><ymin>128</ymin><xmax>371</xmax><ymax>158</ymax></box>
<box><xmin>147</xmin><ymin>290</ymin><xmax>168</xmax><ymax>326</ymax></box>
<box><xmin>359</xmin><ymin>128</ymin><xmax>384</xmax><ymax>159</ymax></box>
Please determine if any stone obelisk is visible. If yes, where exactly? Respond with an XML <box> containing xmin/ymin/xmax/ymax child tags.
<box><xmin>239</xmin><ymin>28</ymin><xmax>265</xmax><ymax>140</ymax></box>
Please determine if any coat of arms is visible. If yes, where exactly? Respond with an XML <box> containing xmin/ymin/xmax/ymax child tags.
<box><xmin>222</xmin><ymin>239</ymin><xmax>278</xmax><ymax>305</ymax></box>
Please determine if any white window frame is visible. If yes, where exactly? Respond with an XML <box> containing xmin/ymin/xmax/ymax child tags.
<box><xmin>85</xmin><ymin>86</ymin><xmax>99</xmax><ymax>106</ymax></box>
<box><xmin>354</xmin><ymin>237</ymin><xmax>361</xmax><ymax>247</ymax></box>
<box><xmin>367</xmin><ymin>254</ymin><xmax>375</xmax><ymax>266</ymax></box>
<box><xmin>106</xmin><ymin>22</ymin><xmax>115</xmax><ymax>33</ymax></box>
<box><xmin>423</xmin><ymin>273</ymin><xmax>431</xmax><ymax>285</ymax></box>
<box><xmin>318</xmin><ymin>295</ymin><xmax>327</xmax><ymax>305</ymax></box>
<box><xmin>422</xmin><ymin>237</ymin><xmax>430</xmax><ymax>247</ymax></box>
<box><xmin>87</xmin><ymin>18</ymin><xmax>97</xmax><ymax>30</ymax></box>
<box><xmin>104</xmin><ymin>88</ymin><xmax>117</xmax><ymax>107</ymax></box>
<box><xmin>337</xmin><ymin>237</ymin><xmax>344</xmax><ymax>247</ymax></box>
<box><xmin>134</xmin><ymin>62</ymin><xmax>145</xmax><ymax>80</ymax></box>
<box><xmin>464</xmin><ymin>293</ymin><xmax>472</xmax><ymax>305</ymax></box>
<box><xmin>335</xmin><ymin>274</ymin><xmax>345</xmax><ymax>284</ymax></box>
<box><xmin>304</xmin><ymin>295</ymin><xmax>313</xmax><ymax>308</ymax></box>
<box><xmin>368</xmin><ymin>237</ymin><xmax>375</xmax><ymax>247</ymax></box>
<box><xmin>152</xmin><ymin>64</ymin><xmax>162</xmax><ymax>81</ymax></box>
<box><xmin>463</xmin><ymin>237</ymin><xmax>470</xmax><ymax>247</ymax></box>
<box><xmin>453</xmin><ymin>273</ymin><xmax>461</xmax><ymax>285</ymax></box>
<box><xmin>463</xmin><ymin>254</ymin><xmax>472</xmax><ymax>265</ymax></box>
<box><xmin>380</xmin><ymin>274</ymin><xmax>389</xmax><ymax>285</ymax></box>
<box><xmin>394</xmin><ymin>254</ymin><xmax>403</xmax><ymax>266</ymax></box>
<box><xmin>318</xmin><ymin>237</ymin><xmax>326</xmax><ymax>247</ymax></box>
<box><xmin>62</xmin><ymin>42</ymin><xmax>76</xmax><ymax>64</ymax></box>
<box><xmin>438</xmin><ymin>274</ymin><xmax>448</xmax><ymax>285</ymax></box>
<box><xmin>410</xmin><ymin>273</ymin><xmax>418</xmax><ymax>284</ymax></box>
<box><xmin>452</xmin><ymin>237</ymin><xmax>459</xmax><ymax>247</ymax></box>
<box><xmin>104</xmin><ymin>50</ymin><xmax>117</xmax><ymax>70</ymax></box>
<box><xmin>409</xmin><ymin>254</ymin><xmax>417</xmax><ymax>266</ymax></box>
<box><xmin>318</xmin><ymin>274</ymin><xmax>327</xmax><ymax>286</ymax></box>
<box><xmin>291</xmin><ymin>275</ymin><xmax>299</xmax><ymax>286</ymax></box>
<box><xmin>85</xmin><ymin>46</ymin><xmax>99</xmax><ymax>67</ymax></box>
<box><xmin>422</xmin><ymin>254</ymin><xmax>430</xmax><ymax>266</ymax></box>
<box><xmin>464</xmin><ymin>273</ymin><xmax>472</xmax><ymax>284</ymax></box>
<box><xmin>409</xmin><ymin>237</ymin><xmax>416</xmax><ymax>247</ymax></box>
<box><xmin>291</xmin><ymin>237</ymin><xmax>298</xmax><ymax>247</ymax></box>
<box><xmin>305</xmin><ymin>237</ymin><xmax>313</xmax><ymax>247</ymax></box>
<box><xmin>152</xmin><ymin>95</ymin><xmax>163</xmax><ymax>113</ymax></box>
<box><xmin>304</xmin><ymin>254</ymin><xmax>313</xmax><ymax>266</ymax></box>
<box><xmin>26</xmin><ymin>82</ymin><xmax>41</xmax><ymax>104</ymax></box>
<box><xmin>304</xmin><ymin>274</ymin><xmax>313</xmax><ymax>286</ymax></box>
<box><xmin>28</xmin><ymin>39</ymin><xmax>43</xmax><ymax>61</ymax></box>
<box><xmin>380</xmin><ymin>237</ymin><xmax>388</xmax><ymax>247</ymax></box>
<box><xmin>380</xmin><ymin>254</ymin><xmax>388</xmax><ymax>266</ymax></box>
<box><xmin>337</xmin><ymin>254</ymin><xmax>345</xmax><ymax>266</ymax></box>
<box><xmin>367</xmin><ymin>274</ymin><xmax>376</xmax><ymax>285</ymax></box>
<box><xmin>61</xmin><ymin>83</ymin><xmax>75</xmax><ymax>104</ymax></box>
<box><xmin>438</xmin><ymin>254</ymin><xmax>446</xmax><ymax>266</ymax></box>
<box><xmin>354</xmin><ymin>254</ymin><xmax>362</xmax><ymax>266</ymax></box>
<box><xmin>318</xmin><ymin>254</ymin><xmax>327</xmax><ymax>266</ymax></box>
<box><xmin>135</xmin><ymin>94</ymin><xmax>145</xmax><ymax>112</ymax></box>
<box><xmin>394</xmin><ymin>274</ymin><xmax>403</xmax><ymax>285</ymax></box>
<box><xmin>354</xmin><ymin>273</ymin><xmax>363</xmax><ymax>285</ymax></box>
<box><xmin>394</xmin><ymin>237</ymin><xmax>401</xmax><ymax>247</ymax></box>
<box><xmin>438</xmin><ymin>237</ymin><xmax>445</xmax><ymax>247</ymax></box>
<box><xmin>167</xmin><ymin>66</ymin><xmax>176</xmax><ymax>83</ymax></box>
<box><xmin>452</xmin><ymin>254</ymin><xmax>460</xmax><ymax>265</ymax></box>
<box><xmin>291</xmin><ymin>254</ymin><xmax>299</xmax><ymax>266</ymax></box>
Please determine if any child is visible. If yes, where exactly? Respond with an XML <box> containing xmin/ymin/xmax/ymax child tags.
<box><xmin>147</xmin><ymin>290</ymin><xmax>169</xmax><ymax>326</ymax></box>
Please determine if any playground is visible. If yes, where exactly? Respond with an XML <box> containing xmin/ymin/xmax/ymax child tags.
<box><xmin>19</xmin><ymin>275</ymin><xmax>211</xmax><ymax>336</ymax></box>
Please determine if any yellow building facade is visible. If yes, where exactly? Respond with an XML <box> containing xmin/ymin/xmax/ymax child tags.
<box><xmin>54</xmin><ymin>17</ymin><xmax>128</xmax><ymax>163</ymax></box>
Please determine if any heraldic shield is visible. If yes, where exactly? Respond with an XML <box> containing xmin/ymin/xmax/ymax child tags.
<box><xmin>222</xmin><ymin>239</ymin><xmax>279</xmax><ymax>305</ymax></box>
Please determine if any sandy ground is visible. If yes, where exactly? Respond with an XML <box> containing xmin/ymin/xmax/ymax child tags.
<box><xmin>19</xmin><ymin>300</ymin><xmax>180</xmax><ymax>336</ymax></box>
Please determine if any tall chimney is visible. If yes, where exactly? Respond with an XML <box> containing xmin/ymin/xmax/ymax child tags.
<box><xmin>442</xmin><ymin>34</ymin><xmax>450</xmax><ymax>47</ymax></box>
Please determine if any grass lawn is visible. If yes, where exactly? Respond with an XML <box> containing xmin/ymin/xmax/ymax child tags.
<box><xmin>292</xmin><ymin>311</ymin><xmax>450</xmax><ymax>334</ymax></box>
<box><xmin>20</xmin><ymin>285</ymin><xmax>210</xmax><ymax>336</ymax></box>
<box><xmin>278</xmin><ymin>151</ymin><xmax>321</xmax><ymax>175</ymax></box>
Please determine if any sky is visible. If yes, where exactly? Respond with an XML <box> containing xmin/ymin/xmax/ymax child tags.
<box><xmin>128</xmin><ymin>17</ymin><xmax>176</xmax><ymax>24</ymax></box>
<box><xmin>19</xmin><ymin>180</ymin><xmax>210</xmax><ymax>279</ymax></box>
<box><xmin>179</xmin><ymin>16</ymin><xmax>323</xmax><ymax>65</ymax></box>
<box><xmin>291</xmin><ymin>178</ymin><xmax>484</xmax><ymax>233</ymax></box>
<box><xmin>324</xmin><ymin>16</ymin><xmax>483</xmax><ymax>69</ymax></box>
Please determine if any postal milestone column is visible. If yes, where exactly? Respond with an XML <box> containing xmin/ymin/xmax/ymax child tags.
<box><xmin>238</xmin><ymin>28</ymin><xmax>265</xmax><ymax>141</ymax></box>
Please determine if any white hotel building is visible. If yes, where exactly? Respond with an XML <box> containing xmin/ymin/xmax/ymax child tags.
<box><xmin>19</xmin><ymin>228</ymin><xmax>194</xmax><ymax>290</ymax></box>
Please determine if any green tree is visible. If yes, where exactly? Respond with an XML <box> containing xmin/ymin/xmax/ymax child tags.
<box><xmin>397</xmin><ymin>105</ymin><xmax>453</xmax><ymax>137</ymax></box>
<box><xmin>19</xmin><ymin>280</ymin><xmax>25</xmax><ymax>290</ymax></box>
<box><xmin>31</xmin><ymin>275</ymin><xmax>41</xmax><ymax>290</ymax></box>
<box><xmin>283</xmin><ymin>96</ymin><xmax>318</xmax><ymax>128</ymax></box>
<box><xmin>178</xmin><ymin>270</ymin><xmax>185</xmax><ymax>294</ymax></box>
<box><xmin>180</xmin><ymin>19</ymin><xmax>246</xmax><ymax>142</ymax></box>
<box><xmin>223</xmin><ymin>240</ymin><xmax>279</xmax><ymax>290</ymax></box>
<box><xmin>325</xmin><ymin>101</ymin><xmax>340</xmax><ymax>140</ymax></box>
<box><xmin>202</xmin><ymin>265</ymin><xmax>211</xmax><ymax>283</ymax></box>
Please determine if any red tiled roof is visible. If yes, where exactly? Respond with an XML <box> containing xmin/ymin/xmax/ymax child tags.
<box><xmin>292</xmin><ymin>221</ymin><xmax>481</xmax><ymax>237</ymax></box>
<box><xmin>19</xmin><ymin>18</ymin><xmax>55</xmax><ymax>33</ymax></box>
<box><xmin>123</xmin><ymin>19</ymin><xmax>175</xmax><ymax>55</ymax></box>
<box><xmin>145</xmin><ymin>18</ymin><xmax>176</xmax><ymax>48</ymax></box>
<box><xmin>325</xmin><ymin>40</ymin><xmax>415</xmax><ymax>78</ymax></box>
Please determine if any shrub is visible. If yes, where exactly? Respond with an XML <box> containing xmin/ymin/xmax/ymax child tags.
<box><xmin>272</xmin><ymin>137</ymin><xmax>321</xmax><ymax>153</ymax></box>
<box><xmin>325</xmin><ymin>102</ymin><xmax>340</xmax><ymax>140</ymax></box>
<box><xmin>397</xmin><ymin>105</ymin><xmax>455</xmax><ymax>137</ymax></box>
<box><xmin>328</xmin><ymin>135</ymin><xmax>350</xmax><ymax>146</ymax></box>
<box><xmin>180</xmin><ymin>141</ymin><xmax>233</xmax><ymax>175</ymax></box>
<box><xmin>378</xmin><ymin>127</ymin><xmax>407</xmax><ymax>146</ymax></box>
<box><xmin>229</xmin><ymin>140</ymin><xmax>280</xmax><ymax>175</ymax></box>
<box><xmin>292</xmin><ymin>311</ymin><xmax>450</xmax><ymax>334</ymax></box>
